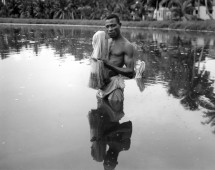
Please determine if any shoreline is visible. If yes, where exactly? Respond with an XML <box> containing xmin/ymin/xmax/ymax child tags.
<box><xmin>1</xmin><ymin>22</ymin><xmax>214</xmax><ymax>34</ymax></box>
<box><xmin>1</xmin><ymin>18</ymin><xmax>215</xmax><ymax>33</ymax></box>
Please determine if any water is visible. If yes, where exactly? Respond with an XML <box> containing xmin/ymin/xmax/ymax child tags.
<box><xmin>0</xmin><ymin>24</ymin><xmax>215</xmax><ymax>170</ymax></box>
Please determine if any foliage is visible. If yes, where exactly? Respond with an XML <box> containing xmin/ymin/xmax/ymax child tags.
<box><xmin>52</xmin><ymin>0</ymin><xmax>77</xmax><ymax>19</ymax></box>
<box><xmin>18</xmin><ymin>0</ymin><xmax>35</xmax><ymax>18</ymax></box>
<box><xmin>168</xmin><ymin>0</ymin><xmax>196</xmax><ymax>20</ymax></box>
<box><xmin>0</xmin><ymin>0</ymin><xmax>138</xmax><ymax>20</ymax></box>
<box><xmin>0</xmin><ymin>0</ymin><xmax>214</xmax><ymax>21</ymax></box>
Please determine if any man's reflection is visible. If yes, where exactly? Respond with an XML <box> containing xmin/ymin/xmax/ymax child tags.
<box><xmin>88</xmin><ymin>98</ymin><xmax>132</xmax><ymax>170</ymax></box>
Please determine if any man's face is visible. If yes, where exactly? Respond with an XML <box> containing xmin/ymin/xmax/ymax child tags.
<box><xmin>105</xmin><ymin>18</ymin><xmax>121</xmax><ymax>39</ymax></box>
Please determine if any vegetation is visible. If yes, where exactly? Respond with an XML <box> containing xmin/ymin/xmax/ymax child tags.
<box><xmin>0</xmin><ymin>0</ymin><xmax>214</xmax><ymax>21</ymax></box>
<box><xmin>0</xmin><ymin>0</ymin><xmax>135</xmax><ymax>20</ymax></box>
<box><xmin>0</xmin><ymin>0</ymin><xmax>215</xmax><ymax>32</ymax></box>
<box><xmin>1</xmin><ymin>17</ymin><xmax>215</xmax><ymax>32</ymax></box>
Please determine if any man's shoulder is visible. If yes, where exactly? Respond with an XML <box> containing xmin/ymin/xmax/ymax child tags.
<box><xmin>121</xmin><ymin>38</ymin><xmax>136</xmax><ymax>58</ymax></box>
<box><xmin>122</xmin><ymin>37</ymin><xmax>133</xmax><ymax>47</ymax></box>
<box><xmin>123</xmin><ymin>39</ymin><xmax>134</xmax><ymax>51</ymax></box>
<box><xmin>121</xmin><ymin>36</ymin><xmax>131</xmax><ymax>43</ymax></box>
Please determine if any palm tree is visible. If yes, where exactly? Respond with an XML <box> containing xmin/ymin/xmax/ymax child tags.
<box><xmin>53</xmin><ymin>0</ymin><xmax>77</xmax><ymax>19</ymax></box>
<box><xmin>43</xmin><ymin>0</ymin><xmax>55</xmax><ymax>19</ymax></box>
<box><xmin>5</xmin><ymin>0</ymin><xmax>21</xmax><ymax>18</ymax></box>
<box><xmin>168</xmin><ymin>0</ymin><xmax>196</xmax><ymax>20</ymax></box>
<box><xmin>34</xmin><ymin>0</ymin><xmax>46</xmax><ymax>19</ymax></box>
<box><xmin>19</xmin><ymin>0</ymin><xmax>35</xmax><ymax>18</ymax></box>
<box><xmin>106</xmin><ymin>0</ymin><xmax>132</xmax><ymax>20</ymax></box>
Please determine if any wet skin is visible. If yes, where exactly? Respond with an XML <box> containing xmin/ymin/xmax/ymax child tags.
<box><xmin>104</xmin><ymin>18</ymin><xmax>135</xmax><ymax>79</ymax></box>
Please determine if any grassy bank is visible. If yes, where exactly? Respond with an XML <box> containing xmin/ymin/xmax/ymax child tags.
<box><xmin>1</xmin><ymin>18</ymin><xmax>215</xmax><ymax>32</ymax></box>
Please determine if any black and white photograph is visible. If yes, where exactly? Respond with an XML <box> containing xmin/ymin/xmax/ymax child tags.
<box><xmin>1</xmin><ymin>0</ymin><xmax>215</xmax><ymax>170</ymax></box>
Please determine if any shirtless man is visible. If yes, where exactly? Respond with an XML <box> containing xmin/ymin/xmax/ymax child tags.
<box><xmin>97</xmin><ymin>14</ymin><xmax>135</xmax><ymax>101</ymax></box>
<box><xmin>104</xmin><ymin>14</ymin><xmax>135</xmax><ymax>79</ymax></box>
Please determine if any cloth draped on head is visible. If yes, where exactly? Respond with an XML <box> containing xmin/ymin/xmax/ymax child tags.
<box><xmin>89</xmin><ymin>31</ymin><xmax>109</xmax><ymax>90</ymax></box>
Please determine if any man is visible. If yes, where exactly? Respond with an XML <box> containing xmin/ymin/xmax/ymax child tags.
<box><xmin>97</xmin><ymin>14</ymin><xmax>135</xmax><ymax>101</ymax></box>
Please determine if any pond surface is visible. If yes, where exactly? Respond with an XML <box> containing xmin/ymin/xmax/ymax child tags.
<box><xmin>1</xmin><ymin>24</ymin><xmax>215</xmax><ymax>170</ymax></box>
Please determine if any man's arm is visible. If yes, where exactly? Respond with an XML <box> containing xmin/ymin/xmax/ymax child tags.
<box><xmin>104</xmin><ymin>44</ymin><xmax>135</xmax><ymax>78</ymax></box>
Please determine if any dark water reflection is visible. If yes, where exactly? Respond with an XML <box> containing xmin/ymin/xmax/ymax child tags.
<box><xmin>88</xmin><ymin>99</ymin><xmax>132</xmax><ymax>170</ymax></box>
<box><xmin>1</xmin><ymin>24</ymin><xmax>215</xmax><ymax>170</ymax></box>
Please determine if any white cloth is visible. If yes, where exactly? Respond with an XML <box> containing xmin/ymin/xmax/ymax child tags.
<box><xmin>135</xmin><ymin>60</ymin><xmax>145</xmax><ymax>78</ymax></box>
<box><xmin>88</xmin><ymin>60</ymin><xmax>107</xmax><ymax>90</ymax></box>
<box><xmin>89</xmin><ymin>31</ymin><xmax>108</xmax><ymax>90</ymax></box>
<box><xmin>91</xmin><ymin>31</ymin><xmax>107</xmax><ymax>60</ymax></box>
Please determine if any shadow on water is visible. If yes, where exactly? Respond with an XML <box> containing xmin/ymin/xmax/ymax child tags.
<box><xmin>88</xmin><ymin>98</ymin><xmax>132</xmax><ymax>170</ymax></box>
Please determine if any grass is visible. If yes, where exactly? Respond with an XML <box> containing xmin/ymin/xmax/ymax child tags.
<box><xmin>1</xmin><ymin>18</ymin><xmax>215</xmax><ymax>32</ymax></box>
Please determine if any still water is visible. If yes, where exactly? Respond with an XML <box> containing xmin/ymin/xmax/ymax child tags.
<box><xmin>0</xmin><ymin>24</ymin><xmax>215</xmax><ymax>170</ymax></box>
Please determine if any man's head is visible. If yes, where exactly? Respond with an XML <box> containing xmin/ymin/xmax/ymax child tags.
<box><xmin>105</xmin><ymin>14</ymin><xmax>121</xmax><ymax>39</ymax></box>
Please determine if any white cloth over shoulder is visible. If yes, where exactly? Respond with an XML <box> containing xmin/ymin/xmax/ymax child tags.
<box><xmin>91</xmin><ymin>31</ymin><xmax>107</xmax><ymax>60</ymax></box>
<box><xmin>88</xmin><ymin>31</ymin><xmax>108</xmax><ymax>90</ymax></box>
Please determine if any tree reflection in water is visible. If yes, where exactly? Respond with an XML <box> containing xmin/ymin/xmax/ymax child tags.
<box><xmin>202</xmin><ymin>110</ymin><xmax>215</xmax><ymax>134</ymax></box>
<box><xmin>88</xmin><ymin>99</ymin><xmax>132</xmax><ymax>170</ymax></box>
<box><xmin>1</xmin><ymin>26</ymin><xmax>215</xmax><ymax>134</ymax></box>
<box><xmin>0</xmin><ymin>25</ymin><xmax>93</xmax><ymax>60</ymax></box>
<box><xmin>137</xmin><ymin>31</ymin><xmax>215</xmax><ymax>134</ymax></box>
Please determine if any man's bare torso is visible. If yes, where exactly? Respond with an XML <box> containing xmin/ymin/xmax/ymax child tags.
<box><xmin>108</xmin><ymin>37</ymin><xmax>130</xmax><ymax>67</ymax></box>
<box><xmin>105</xmin><ymin>36</ymin><xmax>134</xmax><ymax>78</ymax></box>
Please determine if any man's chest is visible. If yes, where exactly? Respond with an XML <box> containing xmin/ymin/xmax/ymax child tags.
<box><xmin>108</xmin><ymin>40</ymin><xmax>125</xmax><ymax>56</ymax></box>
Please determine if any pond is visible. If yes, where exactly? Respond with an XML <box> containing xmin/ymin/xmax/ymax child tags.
<box><xmin>0</xmin><ymin>24</ymin><xmax>215</xmax><ymax>170</ymax></box>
